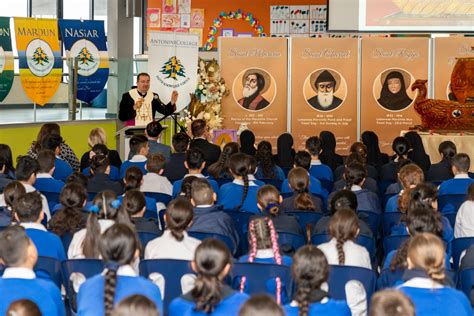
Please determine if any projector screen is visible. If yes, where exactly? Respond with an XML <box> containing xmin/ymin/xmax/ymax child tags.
<box><xmin>329</xmin><ymin>0</ymin><xmax>474</xmax><ymax>32</ymax></box>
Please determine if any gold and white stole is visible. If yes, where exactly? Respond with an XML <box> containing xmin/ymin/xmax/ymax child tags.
<box><xmin>129</xmin><ymin>88</ymin><xmax>154</xmax><ymax>126</ymax></box>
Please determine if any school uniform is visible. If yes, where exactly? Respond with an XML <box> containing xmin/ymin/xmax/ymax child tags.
<box><xmin>332</xmin><ymin>178</ymin><xmax>379</xmax><ymax>195</ymax></box>
<box><xmin>281</xmin><ymin>174</ymin><xmax>327</xmax><ymax>199</ymax></box>
<box><xmin>0</xmin><ymin>173</ymin><xmax>12</xmax><ymax>193</ymax></box>
<box><xmin>264</xmin><ymin>212</ymin><xmax>305</xmax><ymax>237</ymax></box>
<box><xmin>254</xmin><ymin>165</ymin><xmax>285</xmax><ymax>181</ymax></box>
<box><xmin>131</xmin><ymin>217</ymin><xmax>161</xmax><ymax>234</ymax></box>
<box><xmin>144</xmin><ymin>230</ymin><xmax>201</xmax><ymax>260</ymax></box>
<box><xmin>427</xmin><ymin>158</ymin><xmax>453</xmax><ymax>182</ymax></box>
<box><xmin>317</xmin><ymin>238</ymin><xmax>372</xmax><ymax>269</ymax></box>
<box><xmin>385</xmin><ymin>194</ymin><xmax>399</xmax><ymax>212</ymax></box>
<box><xmin>87</xmin><ymin>172</ymin><xmax>124</xmax><ymax>196</ymax></box>
<box><xmin>21</xmin><ymin>183</ymin><xmax>51</xmax><ymax>220</ymax></box>
<box><xmin>217</xmin><ymin>179</ymin><xmax>260</xmax><ymax>213</ymax></box>
<box><xmin>352</xmin><ymin>185</ymin><xmax>381</xmax><ymax>213</ymax></box>
<box><xmin>141</xmin><ymin>172</ymin><xmax>173</xmax><ymax>195</ymax></box>
<box><xmin>284</xmin><ymin>293</ymin><xmax>351</xmax><ymax>316</ymax></box>
<box><xmin>0</xmin><ymin>267</ymin><xmax>65</xmax><ymax>316</ymax></box>
<box><xmin>163</xmin><ymin>152</ymin><xmax>187</xmax><ymax>182</ymax></box>
<box><xmin>280</xmin><ymin>193</ymin><xmax>323</xmax><ymax>212</ymax></box>
<box><xmin>147</xmin><ymin>139</ymin><xmax>171</xmax><ymax>161</ymax></box>
<box><xmin>34</xmin><ymin>173</ymin><xmax>65</xmax><ymax>193</ymax></box>
<box><xmin>80</xmin><ymin>149</ymin><xmax>122</xmax><ymax>171</ymax></box>
<box><xmin>313</xmin><ymin>216</ymin><xmax>374</xmax><ymax>238</ymax></box>
<box><xmin>82</xmin><ymin>165</ymin><xmax>121</xmax><ymax>181</ymax></box>
<box><xmin>309</xmin><ymin>160</ymin><xmax>334</xmax><ymax>182</ymax></box>
<box><xmin>455</xmin><ymin>200</ymin><xmax>474</xmax><ymax>238</ymax></box>
<box><xmin>169</xmin><ymin>284</ymin><xmax>248</xmax><ymax>316</ymax></box>
<box><xmin>383</xmin><ymin>248</ymin><xmax>452</xmax><ymax>270</ymax></box>
<box><xmin>438</xmin><ymin>174</ymin><xmax>474</xmax><ymax>211</ymax></box>
<box><xmin>20</xmin><ymin>222</ymin><xmax>66</xmax><ymax>261</ymax></box>
<box><xmin>172</xmin><ymin>174</ymin><xmax>220</xmax><ymax>198</ymax></box>
<box><xmin>77</xmin><ymin>264</ymin><xmax>163</xmax><ymax>316</ymax></box>
<box><xmin>189</xmin><ymin>138</ymin><xmax>221</xmax><ymax>167</ymax></box>
<box><xmin>385</xmin><ymin>182</ymin><xmax>402</xmax><ymax>195</ymax></box>
<box><xmin>52</xmin><ymin>156</ymin><xmax>73</xmax><ymax>182</ymax></box>
<box><xmin>398</xmin><ymin>274</ymin><xmax>472</xmax><ymax>316</ymax></box>
<box><xmin>118</xmin><ymin>194</ymin><xmax>157</xmax><ymax>212</ymax></box>
<box><xmin>189</xmin><ymin>205</ymin><xmax>239</xmax><ymax>251</ymax></box>
<box><xmin>68</xmin><ymin>219</ymin><xmax>115</xmax><ymax>259</ymax></box>
<box><xmin>334</xmin><ymin>164</ymin><xmax>378</xmax><ymax>182</ymax></box>
<box><xmin>379</xmin><ymin>161</ymin><xmax>399</xmax><ymax>182</ymax></box>
<box><xmin>120</xmin><ymin>155</ymin><xmax>148</xmax><ymax>179</ymax></box>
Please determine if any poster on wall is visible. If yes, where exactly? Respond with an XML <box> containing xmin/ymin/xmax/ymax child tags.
<box><xmin>361</xmin><ymin>37</ymin><xmax>429</xmax><ymax>153</ymax></box>
<box><xmin>0</xmin><ymin>17</ymin><xmax>14</xmax><ymax>102</ymax></box>
<box><xmin>148</xmin><ymin>31</ymin><xmax>199</xmax><ymax>112</ymax></box>
<box><xmin>433</xmin><ymin>37</ymin><xmax>474</xmax><ymax>102</ymax></box>
<box><xmin>220</xmin><ymin>37</ymin><xmax>288</xmax><ymax>147</ymax></box>
<box><xmin>291</xmin><ymin>38</ymin><xmax>358</xmax><ymax>154</ymax></box>
<box><xmin>14</xmin><ymin>17</ymin><xmax>62</xmax><ymax>106</ymax></box>
<box><xmin>58</xmin><ymin>19</ymin><xmax>109</xmax><ymax>103</ymax></box>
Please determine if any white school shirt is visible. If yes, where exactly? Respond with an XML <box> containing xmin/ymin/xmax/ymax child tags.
<box><xmin>455</xmin><ymin>200</ymin><xmax>474</xmax><ymax>238</ymax></box>
<box><xmin>3</xmin><ymin>267</ymin><xmax>36</xmax><ymax>279</ymax></box>
<box><xmin>68</xmin><ymin>219</ymin><xmax>115</xmax><ymax>259</ymax></box>
<box><xmin>130</xmin><ymin>155</ymin><xmax>147</xmax><ymax>162</ymax></box>
<box><xmin>144</xmin><ymin>230</ymin><xmax>201</xmax><ymax>260</ymax></box>
<box><xmin>140</xmin><ymin>173</ymin><xmax>172</xmax><ymax>195</ymax></box>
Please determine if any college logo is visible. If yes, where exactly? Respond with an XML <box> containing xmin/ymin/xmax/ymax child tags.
<box><xmin>26</xmin><ymin>39</ymin><xmax>54</xmax><ymax>77</ymax></box>
<box><xmin>70</xmin><ymin>39</ymin><xmax>100</xmax><ymax>77</ymax></box>
<box><xmin>0</xmin><ymin>46</ymin><xmax>5</xmax><ymax>73</ymax></box>
<box><xmin>160</xmin><ymin>56</ymin><xmax>186</xmax><ymax>81</ymax></box>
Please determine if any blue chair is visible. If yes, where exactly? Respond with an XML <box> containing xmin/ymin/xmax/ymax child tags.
<box><xmin>260</xmin><ymin>178</ymin><xmax>283</xmax><ymax>190</ymax></box>
<box><xmin>188</xmin><ymin>231</ymin><xmax>236</xmax><ymax>255</ymax></box>
<box><xmin>41</xmin><ymin>191</ymin><xmax>61</xmax><ymax>214</ymax></box>
<box><xmin>215</xmin><ymin>178</ymin><xmax>233</xmax><ymax>187</ymax></box>
<box><xmin>137</xmin><ymin>231</ymin><xmax>160</xmax><ymax>252</ymax></box>
<box><xmin>358</xmin><ymin>210</ymin><xmax>380</xmax><ymax>236</ymax></box>
<box><xmin>457</xmin><ymin>268</ymin><xmax>474</xmax><ymax>300</ymax></box>
<box><xmin>382</xmin><ymin>212</ymin><xmax>403</xmax><ymax>236</ymax></box>
<box><xmin>378</xmin><ymin>268</ymin><xmax>456</xmax><ymax>289</ymax></box>
<box><xmin>87</xmin><ymin>192</ymin><xmax>97</xmax><ymax>201</ymax></box>
<box><xmin>327</xmin><ymin>265</ymin><xmax>376</xmax><ymax>301</ymax></box>
<box><xmin>281</xmin><ymin>167</ymin><xmax>292</xmax><ymax>177</ymax></box>
<box><xmin>61</xmin><ymin>233</ymin><xmax>74</xmax><ymax>254</ymax></box>
<box><xmin>224</xmin><ymin>210</ymin><xmax>253</xmax><ymax>235</ymax></box>
<box><xmin>61</xmin><ymin>259</ymin><xmax>105</xmax><ymax>313</ymax></box>
<box><xmin>35</xmin><ymin>256</ymin><xmax>62</xmax><ymax>288</ymax></box>
<box><xmin>143</xmin><ymin>192</ymin><xmax>172</xmax><ymax>206</ymax></box>
<box><xmin>286</xmin><ymin>211</ymin><xmax>323</xmax><ymax>231</ymax></box>
<box><xmin>382</xmin><ymin>193</ymin><xmax>397</xmax><ymax>208</ymax></box>
<box><xmin>438</xmin><ymin>194</ymin><xmax>466</xmax><ymax>214</ymax></box>
<box><xmin>277</xmin><ymin>232</ymin><xmax>306</xmax><ymax>254</ymax></box>
<box><xmin>444</xmin><ymin>212</ymin><xmax>457</xmax><ymax>228</ymax></box>
<box><xmin>320</xmin><ymin>179</ymin><xmax>334</xmax><ymax>194</ymax></box>
<box><xmin>452</xmin><ymin>237</ymin><xmax>474</xmax><ymax>269</ymax></box>
<box><xmin>140</xmin><ymin>259</ymin><xmax>194</xmax><ymax>315</ymax></box>
<box><xmin>143</xmin><ymin>209</ymin><xmax>165</xmax><ymax>230</ymax></box>
<box><xmin>383</xmin><ymin>235</ymin><xmax>409</xmax><ymax>257</ymax></box>
<box><xmin>231</xmin><ymin>262</ymin><xmax>292</xmax><ymax>300</ymax></box>
<box><xmin>378</xmin><ymin>180</ymin><xmax>396</xmax><ymax>197</ymax></box>
<box><xmin>311</xmin><ymin>234</ymin><xmax>376</xmax><ymax>260</ymax></box>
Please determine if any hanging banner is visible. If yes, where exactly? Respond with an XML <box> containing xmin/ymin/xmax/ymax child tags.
<box><xmin>291</xmin><ymin>38</ymin><xmax>358</xmax><ymax>153</ymax></box>
<box><xmin>58</xmin><ymin>19</ymin><xmax>109</xmax><ymax>103</ymax></box>
<box><xmin>0</xmin><ymin>17</ymin><xmax>14</xmax><ymax>102</ymax></box>
<box><xmin>148</xmin><ymin>31</ymin><xmax>199</xmax><ymax>111</ymax></box>
<box><xmin>220</xmin><ymin>37</ymin><xmax>288</xmax><ymax>147</ymax></box>
<box><xmin>14</xmin><ymin>17</ymin><xmax>62</xmax><ymax>106</ymax></box>
<box><xmin>361</xmin><ymin>37</ymin><xmax>429</xmax><ymax>153</ymax></box>
<box><xmin>433</xmin><ymin>37</ymin><xmax>474</xmax><ymax>102</ymax></box>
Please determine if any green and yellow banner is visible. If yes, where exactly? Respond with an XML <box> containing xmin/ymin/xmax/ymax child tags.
<box><xmin>0</xmin><ymin>17</ymin><xmax>14</xmax><ymax>102</ymax></box>
<box><xmin>14</xmin><ymin>17</ymin><xmax>62</xmax><ymax>106</ymax></box>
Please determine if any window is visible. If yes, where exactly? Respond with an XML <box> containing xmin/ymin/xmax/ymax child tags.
<box><xmin>31</xmin><ymin>0</ymin><xmax>57</xmax><ymax>18</ymax></box>
<box><xmin>64</xmin><ymin>0</ymin><xmax>91</xmax><ymax>20</ymax></box>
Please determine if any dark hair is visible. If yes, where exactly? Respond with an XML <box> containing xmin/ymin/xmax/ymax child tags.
<box><xmin>136</xmin><ymin>73</ymin><xmax>150</xmax><ymax>82</ymax></box>
<box><xmin>112</xmin><ymin>295</ymin><xmax>159</xmax><ymax>316</ymax></box>
<box><xmin>121</xmin><ymin>190</ymin><xmax>146</xmax><ymax>217</ymax></box>
<box><xmin>369</xmin><ymin>290</ymin><xmax>415</xmax><ymax>316</ymax></box>
<box><xmin>91</xmin><ymin>143</ymin><xmax>110</xmax><ymax>157</ymax></box>
<box><xmin>124</xmin><ymin>166</ymin><xmax>143</xmax><ymax>191</ymax></box>
<box><xmin>37</xmin><ymin>149</ymin><xmax>55</xmax><ymax>173</ymax></box>
<box><xmin>328</xmin><ymin>209</ymin><xmax>359</xmax><ymax>265</ymax></box>
<box><xmin>246</xmin><ymin>72</ymin><xmax>266</xmax><ymax>92</ymax></box>
<box><xmin>329</xmin><ymin>189</ymin><xmax>358</xmax><ymax>215</ymax></box>
<box><xmin>41</xmin><ymin>134</ymin><xmax>63</xmax><ymax>152</ymax></box>
<box><xmin>288</xmin><ymin>167</ymin><xmax>316</xmax><ymax>211</ymax></box>
<box><xmin>238</xmin><ymin>294</ymin><xmax>284</xmax><ymax>316</ymax></box>
<box><xmin>67</xmin><ymin>171</ymin><xmax>89</xmax><ymax>188</ymax></box>
<box><xmin>0</xmin><ymin>226</ymin><xmax>31</xmax><ymax>266</ymax></box>
<box><xmin>452</xmin><ymin>153</ymin><xmax>470</xmax><ymax>173</ymax></box>
<box><xmin>166</xmin><ymin>197</ymin><xmax>194</xmax><ymax>241</ymax></box>
<box><xmin>319</xmin><ymin>131</ymin><xmax>338</xmax><ymax>170</ymax></box>
<box><xmin>397</xmin><ymin>164</ymin><xmax>424</xmax><ymax>214</ymax></box>
<box><xmin>256</xmin><ymin>141</ymin><xmax>276</xmax><ymax>178</ymax></box>
<box><xmin>90</xmin><ymin>154</ymin><xmax>110</xmax><ymax>175</ymax></box>
<box><xmin>3</xmin><ymin>181</ymin><xmax>26</xmax><ymax>211</ymax></box>
<box><xmin>191</xmin><ymin>119</ymin><xmax>207</xmax><ymax>138</ymax></box>
<box><xmin>48</xmin><ymin>183</ymin><xmax>87</xmax><ymax>236</ymax></box>
<box><xmin>15</xmin><ymin>156</ymin><xmax>39</xmax><ymax>182</ymax></box>
<box><xmin>392</xmin><ymin>137</ymin><xmax>410</xmax><ymax>160</ymax></box>
<box><xmin>361</xmin><ymin>131</ymin><xmax>383</xmax><ymax>167</ymax></box>
<box><xmin>467</xmin><ymin>182</ymin><xmax>474</xmax><ymax>201</ymax></box>
<box><xmin>294</xmin><ymin>151</ymin><xmax>312</xmax><ymax>171</ymax></box>
<box><xmin>248</xmin><ymin>155</ymin><xmax>258</xmax><ymax>175</ymax></box>
<box><xmin>276</xmin><ymin>133</ymin><xmax>295</xmax><ymax>168</ymax></box>
<box><xmin>408</xmin><ymin>183</ymin><xmax>438</xmax><ymax>213</ymax></box>
<box><xmin>13</xmin><ymin>192</ymin><xmax>42</xmax><ymax>222</ymax></box>
<box><xmin>344</xmin><ymin>161</ymin><xmax>367</xmax><ymax>189</ymax></box>
<box><xmin>404</xmin><ymin>131</ymin><xmax>430</xmax><ymax>172</ymax></box>
<box><xmin>172</xmin><ymin>132</ymin><xmax>190</xmax><ymax>153</ymax></box>
<box><xmin>438</xmin><ymin>141</ymin><xmax>456</xmax><ymax>160</ymax></box>
<box><xmin>146</xmin><ymin>153</ymin><xmax>166</xmax><ymax>174</ymax></box>
<box><xmin>82</xmin><ymin>191</ymin><xmax>130</xmax><ymax>258</ymax></box>
<box><xmin>257</xmin><ymin>185</ymin><xmax>281</xmax><ymax>216</ymax></box>
<box><xmin>100</xmin><ymin>224</ymin><xmax>140</xmax><ymax>316</ymax></box>
<box><xmin>185</xmin><ymin>147</ymin><xmax>206</xmax><ymax>170</ymax></box>
<box><xmin>344</xmin><ymin>152</ymin><xmax>365</xmax><ymax>166</ymax></box>
<box><xmin>191</xmin><ymin>178</ymin><xmax>214</xmax><ymax>206</ymax></box>
<box><xmin>0</xmin><ymin>144</ymin><xmax>15</xmax><ymax>176</ymax></box>
<box><xmin>180</xmin><ymin>176</ymin><xmax>197</xmax><ymax>199</ymax></box>
<box><xmin>305</xmin><ymin>136</ymin><xmax>322</xmax><ymax>156</ymax></box>
<box><xmin>145</xmin><ymin>121</ymin><xmax>163</xmax><ymax>138</ymax></box>
<box><xmin>208</xmin><ymin>142</ymin><xmax>240</xmax><ymax>179</ymax></box>
<box><xmin>350</xmin><ymin>142</ymin><xmax>368</xmax><ymax>161</ymax></box>
<box><xmin>229</xmin><ymin>153</ymin><xmax>251</xmax><ymax>210</ymax></box>
<box><xmin>6</xmin><ymin>299</ymin><xmax>42</xmax><ymax>316</ymax></box>
<box><xmin>239</xmin><ymin>130</ymin><xmax>256</xmax><ymax>156</ymax></box>
<box><xmin>129</xmin><ymin>135</ymin><xmax>148</xmax><ymax>156</ymax></box>
<box><xmin>292</xmin><ymin>246</ymin><xmax>329</xmax><ymax>316</ymax></box>
<box><xmin>192</xmin><ymin>238</ymin><xmax>232</xmax><ymax>313</ymax></box>
<box><xmin>32</xmin><ymin>123</ymin><xmax>61</xmax><ymax>152</ymax></box>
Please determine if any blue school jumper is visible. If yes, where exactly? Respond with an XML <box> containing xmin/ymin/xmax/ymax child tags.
<box><xmin>385</xmin><ymin>195</ymin><xmax>399</xmax><ymax>212</ymax></box>
<box><xmin>255</xmin><ymin>165</ymin><xmax>286</xmax><ymax>181</ymax></box>
<box><xmin>77</xmin><ymin>273</ymin><xmax>163</xmax><ymax>316</ymax></box>
<box><xmin>439</xmin><ymin>177</ymin><xmax>474</xmax><ymax>195</ymax></box>
<box><xmin>82</xmin><ymin>165</ymin><xmax>121</xmax><ymax>181</ymax></box>
<box><xmin>217</xmin><ymin>181</ymin><xmax>260</xmax><ymax>213</ymax></box>
<box><xmin>34</xmin><ymin>175</ymin><xmax>65</xmax><ymax>193</ymax></box>
<box><xmin>354</xmin><ymin>189</ymin><xmax>381</xmax><ymax>213</ymax></box>
<box><xmin>172</xmin><ymin>176</ymin><xmax>220</xmax><ymax>198</ymax></box>
<box><xmin>120</xmin><ymin>160</ymin><xmax>147</xmax><ymax>179</ymax></box>
<box><xmin>0</xmin><ymin>271</ymin><xmax>65</xmax><ymax>316</ymax></box>
<box><xmin>53</xmin><ymin>157</ymin><xmax>73</xmax><ymax>181</ymax></box>
<box><xmin>383</xmin><ymin>249</ymin><xmax>451</xmax><ymax>270</ymax></box>
<box><xmin>281</xmin><ymin>175</ymin><xmax>327</xmax><ymax>198</ymax></box>
<box><xmin>309</xmin><ymin>163</ymin><xmax>334</xmax><ymax>182</ymax></box>
<box><xmin>169</xmin><ymin>285</ymin><xmax>248</xmax><ymax>316</ymax></box>
<box><xmin>22</xmin><ymin>224</ymin><xmax>66</xmax><ymax>261</ymax></box>
<box><xmin>118</xmin><ymin>194</ymin><xmax>157</xmax><ymax>211</ymax></box>
<box><xmin>284</xmin><ymin>299</ymin><xmax>351</xmax><ymax>316</ymax></box>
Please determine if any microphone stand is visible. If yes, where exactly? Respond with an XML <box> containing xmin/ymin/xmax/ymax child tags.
<box><xmin>157</xmin><ymin>111</ymin><xmax>186</xmax><ymax>134</ymax></box>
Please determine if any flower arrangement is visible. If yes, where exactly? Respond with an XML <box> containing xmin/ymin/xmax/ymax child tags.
<box><xmin>182</xmin><ymin>58</ymin><xmax>229</xmax><ymax>132</ymax></box>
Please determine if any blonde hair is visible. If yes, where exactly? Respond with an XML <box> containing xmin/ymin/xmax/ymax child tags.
<box><xmin>88</xmin><ymin>127</ymin><xmax>107</xmax><ymax>147</ymax></box>
<box><xmin>407</xmin><ymin>232</ymin><xmax>445</xmax><ymax>283</ymax></box>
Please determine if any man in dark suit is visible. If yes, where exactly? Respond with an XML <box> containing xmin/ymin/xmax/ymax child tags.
<box><xmin>189</xmin><ymin>119</ymin><xmax>221</xmax><ymax>167</ymax></box>
<box><xmin>163</xmin><ymin>132</ymin><xmax>190</xmax><ymax>182</ymax></box>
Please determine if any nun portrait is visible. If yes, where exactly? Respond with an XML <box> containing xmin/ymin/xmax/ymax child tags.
<box><xmin>377</xmin><ymin>70</ymin><xmax>413</xmax><ymax>111</ymax></box>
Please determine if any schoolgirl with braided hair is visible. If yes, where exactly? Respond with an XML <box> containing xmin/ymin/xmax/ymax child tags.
<box><xmin>255</xmin><ymin>141</ymin><xmax>285</xmax><ymax>181</ymax></box>
<box><xmin>76</xmin><ymin>224</ymin><xmax>163</xmax><ymax>316</ymax></box>
<box><xmin>239</xmin><ymin>216</ymin><xmax>293</xmax><ymax>304</ymax></box>
<box><xmin>280</xmin><ymin>167</ymin><xmax>323</xmax><ymax>212</ymax></box>
<box><xmin>398</xmin><ymin>233</ymin><xmax>472</xmax><ymax>316</ymax></box>
<box><xmin>88</xmin><ymin>152</ymin><xmax>124</xmax><ymax>195</ymax></box>
<box><xmin>284</xmin><ymin>245</ymin><xmax>351</xmax><ymax>316</ymax></box>
<box><xmin>169</xmin><ymin>238</ymin><xmax>249</xmax><ymax>315</ymax></box>
<box><xmin>123</xmin><ymin>166</ymin><xmax>157</xmax><ymax>213</ymax></box>
<box><xmin>344</xmin><ymin>161</ymin><xmax>381</xmax><ymax>213</ymax></box>
<box><xmin>218</xmin><ymin>153</ymin><xmax>261</xmax><ymax>213</ymax></box>
<box><xmin>207</xmin><ymin>142</ymin><xmax>240</xmax><ymax>179</ymax></box>
<box><xmin>68</xmin><ymin>190</ymin><xmax>130</xmax><ymax>259</ymax></box>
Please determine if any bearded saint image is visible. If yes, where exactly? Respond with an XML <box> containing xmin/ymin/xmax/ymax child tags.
<box><xmin>238</xmin><ymin>70</ymin><xmax>271</xmax><ymax>111</ymax></box>
<box><xmin>307</xmin><ymin>70</ymin><xmax>343</xmax><ymax>111</ymax></box>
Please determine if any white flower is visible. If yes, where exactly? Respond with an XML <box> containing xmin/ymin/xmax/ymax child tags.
<box><xmin>198</xmin><ymin>84</ymin><xmax>204</xmax><ymax>90</ymax></box>
<box><xmin>202</xmin><ymin>89</ymin><xmax>207</xmax><ymax>94</ymax></box>
<box><xmin>204</xmin><ymin>113</ymin><xmax>211</xmax><ymax>120</ymax></box>
<box><xmin>208</xmin><ymin>66</ymin><xmax>215</xmax><ymax>72</ymax></box>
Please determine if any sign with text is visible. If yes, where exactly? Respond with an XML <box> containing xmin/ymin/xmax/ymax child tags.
<box><xmin>291</xmin><ymin>38</ymin><xmax>358</xmax><ymax>153</ymax></box>
<box><xmin>0</xmin><ymin>17</ymin><xmax>14</xmax><ymax>102</ymax></box>
<box><xmin>220</xmin><ymin>37</ymin><xmax>288</xmax><ymax>147</ymax></box>
<box><xmin>361</xmin><ymin>37</ymin><xmax>429</xmax><ymax>153</ymax></box>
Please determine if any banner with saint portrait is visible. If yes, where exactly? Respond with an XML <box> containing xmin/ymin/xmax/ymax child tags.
<box><xmin>433</xmin><ymin>37</ymin><xmax>474</xmax><ymax>102</ymax></box>
<box><xmin>220</xmin><ymin>37</ymin><xmax>288</xmax><ymax>146</ymax></box>
<box><xmin>361</xmin><ymin>38</ymin><xmax>429</xmax><ymax>153</ymax></box>
<box><xmin>291</xmin><ymin>38</ymin><xmax>358</xmax><ymax>153</ymax></box>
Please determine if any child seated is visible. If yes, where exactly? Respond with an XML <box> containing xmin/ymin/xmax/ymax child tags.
<box><xmin>41</xmin><ymin>134</ymin><xmax>73</xmax><ymax>181</ymax></box>
<box><xmin>123</xmin><ymin>167</ymin><xmax>157</xmax><ymax>212</ymax></box>
<box><xmin>306</xmin><ymin>136</ymin><xmax>333</xmax><ymax>182</ymax></box>
<box><xmin>255</xmin><ymin>141</ymin><xmax>285</xmax><ymax>181</ymax></box>
<box><xmin>82</xmin><ymin>144</ymin><xmax>121</xmax><ymax>181</ymax></box>
<box><xmin>280</xmin><ymin>167</ymin><xmax>323</xmax><ymax>212</ymax></box>
<box><xmin>207</xmin><ymin>142</ymin><xmax>240</xmax><ymax>179</ymax></box>
<box><xmin>344</xmin><ymin>162</ymin><xmax>381</xmax><ymax>213</ymax></box>
<box><xmin>120</xmin><ymin>135</ymin><xmax>149</xmax><ymax>179</ymax></box>
<box><xmin>238</xmin><ymin>294</ymin><xmax>284</xmax><ymax>316</ymax></box>
<box><xmin>455</xmin><ymin>183</ymin><xmax>474</xmax><ymax>238</ymax></box>
<box><xmin>163</xmin><ymin>132</ymin><xmax>190</xmax><ymax>182</ymax></box>
<box><xmin>427</xmin><ymin>141</ymin><xmax>456</xmax><ymax>182</ymax></box>
<box><xmin>385</xmin><ymin>164</ymin><xmax>424</xmax><ymax>213</ymax></box>
<box><xmin>0</xmin><ymin>181</ymin><xmax>26</xmax><ymax>226</ymax></box>
<box><xmin>140</xmin><ymin>153</ymin><xmax>172</xmax><ymax>195</ymax></box>
<box><xmin>122</xmin><ymin>190</ymin><xmax>160</xmax><ymax>234</ymax></box>
<box><xmin>369</xmin><ymin>290</ymin><xmax>414</xmax><ymax>316</ymax></box>
<box><xmin>0</xmin><ymin>226</ymin><xmax>65</xmax><ymax>316</ymax></box>
<box><xmin>33</xmin><ymin>150</ymin><xmax>65</xmax><ymax>193</ymax></box>
<box><xmin>87</xmin><ymin>154</ymin><xmax>123</xmax><ymax>195</ymax></box>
